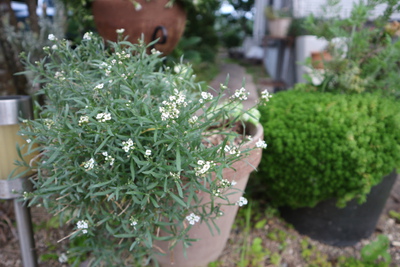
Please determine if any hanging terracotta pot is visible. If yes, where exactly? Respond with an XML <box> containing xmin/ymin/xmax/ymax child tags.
<box><xmin>154</xmin><ymin>123</ymin><xmax>264</xmax><ymax>267</ymax></box>
<box><xmin>92</xmin><ymin>0</ymin><xmax>187</xmax><ymax>55</ymax></box>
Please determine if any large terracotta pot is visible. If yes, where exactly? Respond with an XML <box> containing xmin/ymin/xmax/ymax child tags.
<box><xmin>92</xmin><ymin>0</ymin><xmax>187</xmax><ymax>55</ymax></box>
<box><xmin>155</xmin><ymin>123</ymin><xmax>264</xmax><ymax>267</ymax></box>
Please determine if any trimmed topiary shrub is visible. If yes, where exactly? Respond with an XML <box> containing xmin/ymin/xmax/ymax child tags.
<box><xmin>257</xmin><ymin>89</ymin><xmax>400</xmax><ymax>208</ymax></box>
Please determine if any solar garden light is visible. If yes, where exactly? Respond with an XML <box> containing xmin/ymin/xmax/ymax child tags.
<box><xmin>0</xmin><ymin>95</ymin><xmax>38</xmax><ymax>267</ymax></box>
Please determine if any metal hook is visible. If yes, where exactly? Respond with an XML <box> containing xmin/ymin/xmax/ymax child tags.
<box><xmin>150</xmin><ymin>25</ymin><xmax>168</xmax><ymax>50</ymax></box>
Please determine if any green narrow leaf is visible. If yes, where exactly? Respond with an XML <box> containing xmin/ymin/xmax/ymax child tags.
<box><xmin>130</xmin><ymin>159</ymin><xmax>135</xmax><ymax>181</ymax></box>
<box><xmin>175</xmin><ymin>180</ymin><xmax>183</xmax><ymax>198</ymax></box>
<box><xmin>176</xmin><ymin>148</ymin><xmax>181</xmax><ymax>171</ymax></box>
<box><xmin>94</xmin><ymin>136</ymin><xmax>112</xmax><ymax>154</ymax></box>
<box><xmin>168</xmin><ymin>192</ymin><xmax>187</xmax><ymax>208</ymax></box>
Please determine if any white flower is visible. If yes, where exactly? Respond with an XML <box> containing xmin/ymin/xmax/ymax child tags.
<box><xmin>76</xmin><ymin>220</ymin><xmax>89</xmax><ymax>234</ymax></box>
<box><xmin>219</xmin><ymin>179</ymin><xmax>231</xmax><ymax>188</ymax></box>
<box><xmin>116</xmin><ymin>28</ymin><xmax>125</xmax><ymax>34</ymax></box>
<box><xmin>26</xmin><ymin>139</ymin><xmax>31</xmax><ymax>144</ymax></box>
<box><xmin>231</xmin><ymin>180</ymin><xmax>237</xmax><ymax>186</ymax></box>
<box><xmin>231</xmin><ymin>87</ymin><xmax>249</xmax><ymax>101</ymax></box>
<box><xmin>58</xmin><ymin>253</ymin><xmax>68</xmax><ymax>263</ymax></box>
<box><xmin>145</xmin><ymin>149</ymin><xmax>152</xmax><ymax>156</ymax></box>
<box><xmin>83</xmin><ymin>158</ymin><xmax>95</xmax><ymax>171</ymax></box>
<box><xmin>151</xmin><ymin>48</ymin><xmax>161</xmax><ymax>55</ymax></box>
<box><xmin>94</xmin><ymin>83</ymin><xmax>104</xmax><ymax>90</ymax></box>
<box><xmin>201</xmin><ymin>91</ymin><xmax>213</xmax><ymax>101</ymax></box>
<box><xmin>83</xmin><ymin>32</ymin><xmax>93</xmax><ymax>40</ymax></box>
<box><xmin>186</xmin><ymin>213</ymin><xmax>200</xmax><ymax>225</ymax></box>
<box><xmin>130</xmin><ymin>216</ymin><xmax>138</xmax><ymax>229</ymax></box>
<box><xmin>188</xmin><ymin>115</ymin><xmax>198</xmax><ymax>124</ymax></box>
<box><xmin>195</xmin><ymin>160</ymin><xmax>214</xmax><ymax>176</ymax></box>
<box><xmin>261</xmin><ymin>89</ymin><xmax>273</xmax><ymax>102</ymax></box>
<box><xmin>255</xmin><ymin>139</ymin><xmax>267</xmax><ymax>149</ymax></box>
<box><xmin>96</xmin><ymin>112</ymin><xmax>111</xmax><ymax>122</ymax></box>
<box><xmin>51</xmin><ymin>45</ymin><xmax>58</xmax><ymax>50</ymax></box>
<box><xmin>102</xmin><ymin>152</ymin><xmax>115</xmax><ymax>166</ymax></box>
<box><xmin>43</xmin><ymin>119</ymin><xmax>54</xmax><ymax>129</ymax></box>
<box><xmin>134</xmin><ymin>2</ymin><xmax>142</xmax><ymax>10</ymax></box>
<box><xmin>160</xmin><ymin>90</ymin><xmax>187</xmax><ymax>122</ymax></box>
<box><xmin>78</xmin><ymin>115</ymin><xmax>89</xmax><ymax>126</ymax></box>
<box><xmin>236</xmin><ymin>197</ymin><xmax>248</xmax><ymax>207</ymax></box>
<box><xmin>122</xmin><ymin>138</ymin><xmax>135</xmax><ymax>153</ymax></box>
<box><xmin>48</xmin><ymin>34</ymin><xmax>56</xmax><ymax>41</ymax></box>
<box><xmin>54</xmin><ymin>71</ymin><xmax>65</xmax><ymax>80</ymax></box>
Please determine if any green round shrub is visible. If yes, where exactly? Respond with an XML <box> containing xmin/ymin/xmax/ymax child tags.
<box><xmin>258</xmin><ymin>90</ymin><xmax>400</xmax><ymax>208</ymax></box>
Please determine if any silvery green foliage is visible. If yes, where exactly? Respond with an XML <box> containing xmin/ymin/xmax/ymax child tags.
<box><xmin>19</xmin><ymin>32</ymin><xmax>268</xmax><ymax>265</ymax></box>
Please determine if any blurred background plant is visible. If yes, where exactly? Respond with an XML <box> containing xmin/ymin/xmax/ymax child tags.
<box><xmin>303</xmin><ymin>0</ymin><xmax>400</xmax><ymax>96</ymax></box>
<box><xmin>0</xmin><ymin>0</ymin><xmax>66</xmax><ymax>96</ymax></box>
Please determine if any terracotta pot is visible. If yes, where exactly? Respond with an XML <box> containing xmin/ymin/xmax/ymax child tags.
<box><xmin>311</xmin><ymin>51</ymin><xmax>332</xmax><ymax>69</ymax></box>
<box><xmin>155</xmin><ymin>123</ymin><xmax>264</xmax><ymax>267</ymax></box>
<box><xmin>92</xmin><ymin>0</ymin><xmax>187</xmax><ymax>55</ymax></box>
<box><xmin>268</xmin><ymin>18</ymin><xmax>292</xmax><ymax>37</ymax></box>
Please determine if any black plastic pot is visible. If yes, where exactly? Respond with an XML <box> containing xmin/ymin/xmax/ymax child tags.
<box><xmin>279</xmin><ymin>170</ymin><xmax>398</xmax><ymax>247</ymax></box>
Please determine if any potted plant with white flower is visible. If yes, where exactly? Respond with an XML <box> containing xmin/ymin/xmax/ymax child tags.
<box><xmin>17</xmin><ymin>31</ymin><xmax>271</xmax><ymax>266</ymax></box>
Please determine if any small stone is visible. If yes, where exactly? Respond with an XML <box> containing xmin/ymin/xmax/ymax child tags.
<box><xmin>392</xmin><ymin>240</ymin><xmax>400</xmax><ymax>247</ymax></box>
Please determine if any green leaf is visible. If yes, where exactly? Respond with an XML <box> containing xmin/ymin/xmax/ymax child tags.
<box><xmin>94</xmin><ymin>136</ymin><xmax>112</xmax><ymax>154</ymax></box>
<box><xmin>176</xmin><ymin>148</ymin><xmax>181</xmax><ymax>171</ymax></box>
<box><xmin>168</xmin><ymin>192</ymin><xmax>187</xmax><ymax>208</ymax></box>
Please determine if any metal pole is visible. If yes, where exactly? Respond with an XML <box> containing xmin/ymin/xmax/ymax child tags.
<box><xmin>0</xmin><ymin>95</ymin><xmax>38</xmax><ymax>267</ymax></box>
<box><xmin>13</xmin><ymin>199</ymin><xmax>38</xmax><ymax>267</ymax></box>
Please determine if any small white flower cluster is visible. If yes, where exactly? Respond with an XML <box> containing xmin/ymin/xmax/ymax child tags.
<box><xmin>231</xmin><ymin>87</ymin><xmax>249</xmax><ymax>101</ymax></box>
<box><xmin>151</xmin><ymin>48</ymin><xmax>161</xmax><ymax>55</ymax></box>
<box><xmin>54</xmin><ymin>71</ymin><xmax>65</xmax><ymax>81</ymax></box>
<box><xmin>213</xmin><ymin>188</ymin><xmax>221</xmax><ymax>197</ymax></box>
<box><xmin>255</xmin><ymin>139</ymin><xmax>267</xmax><ymax>149</ymax></box>
<box><xmin>102</xmin><ymin>152</ymin><xmax>115</xmax><ymax>166</ymax></box>
<box><xmin>174</xmin><ymin>64</ymin><xmax>188</xmax><ymax>74</ymax></box>
<box><xmin>94</xmin><ymin>83</ymin><xmax>104</xmax><ymax>90</ymax></box>
<box><xmin>58</xmin><ymin>253</ymin><xmax>68</xmax><ymax>263</ymax></box>
<box><xmin>130</xmin><ymin>216</ymin><xmax>138</xmax><ymax>229</ymax></box>
<box><xmin>116</xmin><ymin>28</ymin><xmax>125</xmax><ymax>34</ymax></box>
<box><xmin>116</xmin><ymin>51</ymin><xmax>131</xmax><ymax>60</ymax></box>
<box><xmin>224</xmin><ymin>145</ymin><xmax>240</xmax><ymax>156</ymax></box>
<box><xmin>26</xmin><ymin>139</ymin><xmax>31</xmax><ymax>144</ymax></box>
<box><xmin>219</xmin><ymin>178</ymin><xmax>236</xmax><ymax>188</ymax></box>
<box><xmin>122</xmin><ymin>138</ymin><xmax>135</xmax><ymax>153</ymax></box>
<box><xmin>43</xmin><ymin>119</ymin><xmax>54</xmax><ymax>129</ymax></box>
<box><xmin>159</xmin><ymin>89</ymin><xmax>187</xmax><ymax>121</ymax></box>
<box><xmin>48</xmin><ymin>34</ymin><xmax>57</xmax><ymax>41</ymax></box>
<box><xmin>186</xmin><ymin>213</ymin><xmax>200</xmax><ymax>225</ymax></box>
<box><xmin>96</xmin><ymin>112</ymin><xmax>112</xmax><ymax>122</ymax></box>
<box><xmin>99</xmin><ymin>62</ymin><xmax>112</xmax><ymax>76</ymax></box>
<box><xmin>144</xmin><ymin>149</ymin><xmax>152</xmax><ymax>159</ymax></box>
<box><xmin>261</xmin><ymin>89</ymin><xmax>273</xmax><ymax>102</ymax></box>
<box><xmin>76</xmin><ymin>220</ymin><xmax>89</xmax><ymax>234</ymax></box>
<box><xmin>83</xmin><ymin>32</ymin><xmax>93</xmax><ymax>40</ymax></box>
<box><xmin>78</xmin><ymin>115</ymin><xmax>89</xmax><ymax>126</ymax></box>
<box><xmin>195</xmin><ymin>160</ymin><xmax>215</xmax><ymax>176</ymax></box>
<box><xmin>83</xmin><ymin>158</ymin><xmax>95</xmax><ymax>171</ymax></box>
<box><xmin>236</xmin><ymin>196</ymin><xmax>248</xmax><ymax>207</ymax></box>
<box><xmin>170</xmin><ymin>172</ymin><xmax>180</xmax><ymax>180</ymax></box>
<box><xmin>199</xmin><ymin>91</ymin><xmax>213</xmax><ymax>103</ymax></box>
<box><xmin>188</xmin><ymin>115</ymin><xmax>198</xmax><ymax>124</ymax></box>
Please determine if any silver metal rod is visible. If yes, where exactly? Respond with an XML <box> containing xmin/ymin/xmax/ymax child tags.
<box><xmin>13</xmin><ymin>199</ymin><xmax>38</xmax><ymax>267</ymax></box>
